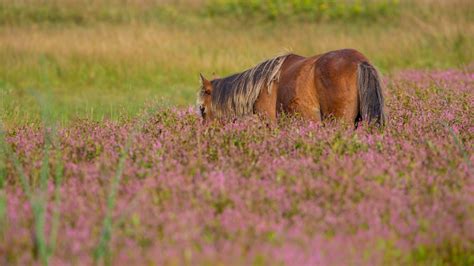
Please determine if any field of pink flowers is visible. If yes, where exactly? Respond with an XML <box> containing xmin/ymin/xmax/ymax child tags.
<box><xmin>1</xmin><ymin>69</ymin><xmax>473</xmax><ymax>265</ymax></box>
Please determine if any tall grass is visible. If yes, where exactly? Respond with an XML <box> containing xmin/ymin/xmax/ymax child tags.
<box><xmin>93</xmin><ymin>125</ymin><xmax>135</xmax><ymax>265</ymax></box>
<box><xmin>0</xmin><ymin>90</ymin><xmax>65</xmax><ymax>265</ymax></box>
<box><xmin>0</xmin><ymin>123</ymin><xmax>6</xmax><ymax>244</ymax></box>
<box><xmin>94</xmin><ymin>104</ymin><xmax>157</xmax><ymax>265</ymax></box>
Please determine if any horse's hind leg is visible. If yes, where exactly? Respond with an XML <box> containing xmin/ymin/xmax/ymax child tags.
<box><xmin>254</xmin><ymin>83</ymin><xmax>278</xmax><ymax>122</ymax></box>
<box><xmin>340</xmin><ymin>81</ymin><xmax>359</xmax><ymax>125</ymax></box>
<box><xmin>315</xmin><ymin>62</ymin><xmax>359</xmax><ymax>125</ymax></box>
<box><xmin>289</xmin><ymin>99</ymin><xmax>322</xmax><ymax>122</ymax></box>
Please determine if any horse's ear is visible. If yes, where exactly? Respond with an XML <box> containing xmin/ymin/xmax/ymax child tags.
<box><xmin>200</xmin><ymin>73</ymin><xmax>210</xmax><ymax>86</ymax></box>
<box><xmin>200</xmin><ymin>73</ymin><xmax>212</xmax><ymax>94</ymax></box>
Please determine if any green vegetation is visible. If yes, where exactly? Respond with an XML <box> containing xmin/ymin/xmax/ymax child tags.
<box><xmin>0</xmin><ymin>97</ymin><xmax>64</xmax><ymax>264</ymax></box>
<box><xmin>0</xmin><ymin>0</ymin><xmax>473</xmax><ymax>125</ymax></box>
<box><xmin>206</xmin><ymin>0</ymin><xmax>401</xmax><ymax>21</ymax></box>
<box><xmin>0</xmin><ymin>0</ymin><xmax>402</xmax><ymax>25</ymax></box>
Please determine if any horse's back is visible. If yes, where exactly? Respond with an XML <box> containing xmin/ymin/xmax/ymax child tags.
<box><xmin>277</xmin><ymin>54</ymin><xmax>321</xmax><ymax>119</ymax></box>
<box><xmin>277</xmin><ymin>49</ymin><xmax>369</xmax><ymax>121</ymax></box>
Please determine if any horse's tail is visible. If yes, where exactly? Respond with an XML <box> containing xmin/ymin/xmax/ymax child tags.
<box><xmin>357</xmin><ymin>61</ymin><xmax>386</xmax><ymax>127</ymax></box>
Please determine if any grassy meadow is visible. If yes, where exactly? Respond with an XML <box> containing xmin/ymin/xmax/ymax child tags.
<box><xmin>1</xmin><ymin>0</ymin><xmax>473</xmax><ymax>125</ymax></box>
<box><xmin>0</xmin><ymin>1</ymin><xmax>473</xmax><ymax>265</ymax></box>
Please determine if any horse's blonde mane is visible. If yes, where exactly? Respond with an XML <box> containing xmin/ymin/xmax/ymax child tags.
<box><xmin>209</xmin><ymin>54</ymin><xmax>289</xmax><ymax>117</ymax></box>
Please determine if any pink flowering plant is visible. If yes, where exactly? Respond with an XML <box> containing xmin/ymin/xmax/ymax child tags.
<box><xmin>0</xmin><ymin>70</ymin><xmax>473</xmax><ymax>265</ymax></box>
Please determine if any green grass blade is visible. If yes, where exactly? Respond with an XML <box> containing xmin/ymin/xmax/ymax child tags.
<box><xmin>448</xmin><ymin>126</ymin><xmax>472</xmax><ymax>172</ymax></box>
<box><xmin>93</xmin><ymin>105</ymin><xmax>155</xmax><ymax>265</ymax></box>
<box><xmin>32</xmin><ymin>91</ymin><xmax>55</xmax><ymax>266</ymax></box>
<box><xmin>48</xmin><ymin>144</ymin><xmax>64</xmax><ymax>255</ymax></box>
<box><xmin>0</xmin><ymin>121</ymin><xmax>32</xmax><ymax>199</ymax></box>
<box><xmin>94</xmin><ymin>130</ymin><xmax>133</xmax><ymax>265</ymax></box>
<box><xmin>31</xmin><ymin>198</ymin><xmax>48</xmax><ymax>265</ymax></box>
<box><xmin>0</xmin><ymin>133</ymin><xmax>6</xmax><ymax>239</ymax></box>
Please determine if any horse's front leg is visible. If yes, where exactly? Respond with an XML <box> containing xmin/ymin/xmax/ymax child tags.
<box><xmin>254</xmin><ymin>84</ymin><xmax>278</xmax><ymax>123</ymax></box>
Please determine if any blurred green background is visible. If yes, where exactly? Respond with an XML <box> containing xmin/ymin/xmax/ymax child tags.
<box><xmin>1</xmin><ymin>0</ymin><xmax>473</xmax><ymax>125</ymax></box>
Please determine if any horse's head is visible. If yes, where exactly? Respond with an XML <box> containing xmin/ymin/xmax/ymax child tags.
<box><xmin>197</xmin><ymin>73</ymin><xmax>214</xmax><ymax>121</ymax></box>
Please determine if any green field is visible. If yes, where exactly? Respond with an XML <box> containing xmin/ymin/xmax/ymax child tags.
<box><xmin>1</xmin><ymin>0</ymin><xmax>473</xmax><ymax>125</ymax></box>
<box><xmin>1</xmin><ymin>1</ymin><xmax>473</xmax><ymax>265</ymax></box>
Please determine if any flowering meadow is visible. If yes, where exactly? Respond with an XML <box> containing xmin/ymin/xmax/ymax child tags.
<box><xmin>0</xmin><ymin>69</ymin><xmax>473</xmax><ymax>265</ymax></box>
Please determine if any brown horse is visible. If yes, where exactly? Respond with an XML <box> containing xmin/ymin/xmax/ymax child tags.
<box><xmin>197</xmin><ymin>49</ymin><xmax>385</xmax><ymax>127</ymax></box>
